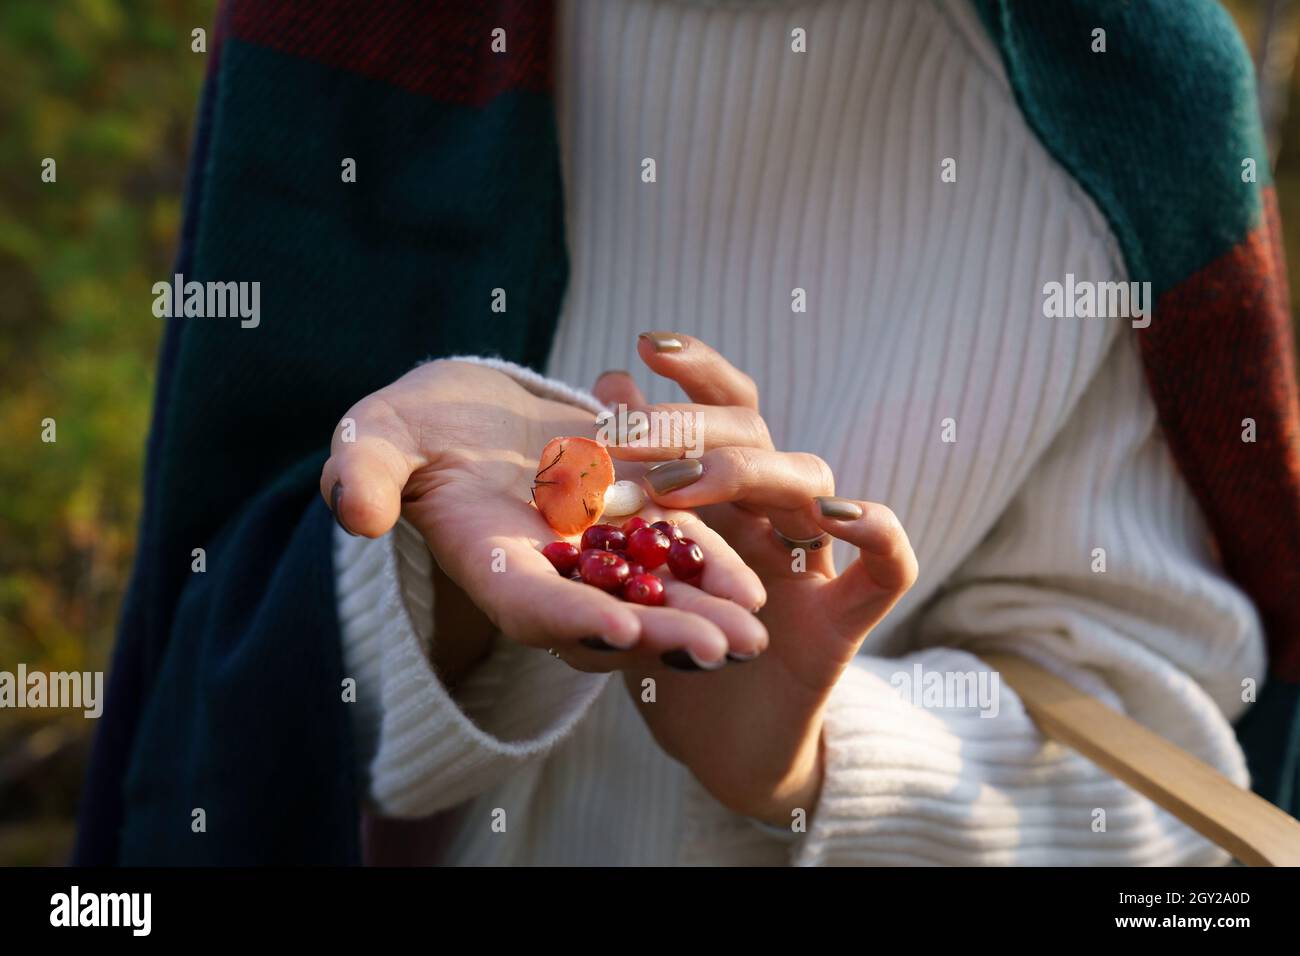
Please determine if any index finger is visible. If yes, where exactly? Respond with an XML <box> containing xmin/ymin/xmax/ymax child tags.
<box><xmin>637</xmin><ymin>332</ymin><xmax>760</xmax><ymax>410</ymax></box>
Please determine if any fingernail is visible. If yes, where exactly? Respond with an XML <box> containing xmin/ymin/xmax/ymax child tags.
<box><xmin>816</xmin><ymin>496</ymin><xmax>864</xmax><ymax>520</ymax></box>
<box><xmin>639</xmin><ymin>332</ymin><xmax>685</xmax><ymax>353</ymax></box>
<box><xmin>645</xmin><ymin>459</ymin><xmax>703</xmax><ymax>495</ymax></box>
<box><xmin>660</xmin><ymin>649</ymin><xmax>724</xmax><ymax>672</ymax></box>
<box><xmin>330</xmin><ymin>481</ymin><xmax>358</xmax><ymax>536</ymax></box>
<box><xmin>579</xmin><ymin>637</ymin><xmax>621</xmax><ymax>652</ymax></box>
<box><xmin>597</xmin><ymin>368</ymin><xmax>632</xmax><ymax>382</ymax></box>
<box><xmin>726</xmin><ymin>650</ymin><xmax>760</xmax><ymax>664</ymax></box>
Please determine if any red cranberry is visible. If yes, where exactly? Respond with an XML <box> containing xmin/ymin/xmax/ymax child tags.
<box><xmin>625</xmin><ymin>562</ymin><xmax>646</xmax><ymax>577</ymax></box>
<box><xmin>622</xmin><ymin>573</ymin><xmax>666</xmax><ymax>606</ymax></box>
<box><xmin>581</xmin><ymin>523</ymin><xmax>627</xmax><ymax>553</ymax></box>
<box><xmin>651</xmin><ymin>520</ymin><xmax>686</xmax><ymax>543</ymax></box>
<box><xmin>579</xmin><ymin>549</ymin><xmax>631</xmax><ymax>592</ymax></box>
<box><xmin>541</xmin><ymin>541</ymin><xmax>581</xmax><ymax>576</ymax></box>
<box><xmin>627</xmin><ymin>526</ymin><xmax>671</xmax><ymax>569</ymax></box>
<box><xmin>666</xmin><ymin>538</ymin><xmax>705</xmax><ymax>580</ymax></box>
<box><xmin>621</xmin><ymin>516</ymin><xmax>650</xmax><ymax>534</ymax></box>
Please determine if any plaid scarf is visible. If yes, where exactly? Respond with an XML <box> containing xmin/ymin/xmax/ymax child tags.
<box><xmin>76</xmin><ymin>0</ymin><xmax>1300</xmax><ymax>864</ymax></box>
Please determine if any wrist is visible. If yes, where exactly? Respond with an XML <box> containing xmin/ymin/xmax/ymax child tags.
<box><xmin>720</xmin><ymin>721</ymin><xmax>826</xmax><ymax>827</ymax></box>
<box><xmin>428</xmin><ymin>558</ymin><xmax>498</xmax><ymax>690</ymax></box>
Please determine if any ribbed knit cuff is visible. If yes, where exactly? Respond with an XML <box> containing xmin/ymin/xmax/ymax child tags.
<box><xmin>676</xmin><ymin>775</ymin><xmax>803</xmax><ymax>866</ymax></box>
<box><xmin>440</xmin><ymin>354</ymin><xmax>609</xmax><ymax>417</ymax></box>
<box><xmin>335</xmin><ymin>518</ymin><xmax>612</xmax><ymax>818</ymax></box>
<box><xmin>790</xmin><ymin>650</ymin><xmax>1233</xmax><ymax>867</ymax></box>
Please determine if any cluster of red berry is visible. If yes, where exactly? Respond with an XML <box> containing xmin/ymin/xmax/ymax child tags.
<box><xmin>541</xmin><ymin>517</ymin><xmax>706</xmax><ymax>606</ymax></box>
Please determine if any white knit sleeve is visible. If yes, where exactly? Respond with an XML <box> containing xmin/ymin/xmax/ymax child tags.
<box><xmin>684</xmin><ymin>332</ymin><xmax>1266</xmax><ymax>866</ymax></box>
<box><xmin>332</xmin><ymin>357</ymin><xmax>615</xmax><ymax>818</ymax></box>
<box><xmin>797</xmin><ymin>332</ymin><xmax>1266</xmax><ymax>865</ymax></box>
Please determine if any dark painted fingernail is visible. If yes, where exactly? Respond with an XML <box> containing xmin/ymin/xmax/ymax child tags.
<box><xmin>331</xmin><ymin>481</ymin><xmax>358</xmax><ymax>536</ymax></box>
<box><xmin>726</xmin><ymin>651</ymin><xmax>760</xmax><ymax>664</ymax></box>
<box><xmin>579</xmin><ymin>637</ymin><xmax>620</xmax><ymax>652</ymax></box>
<box><xmin>660</xmin><ymin>650</ymin><xmax>701</xmax><ymax>671</ymax></box>
<box><xmin>639</xmin><ymin>331</ymin><xmax>685</xmax><ymax>353</ymax></box>
<box><xmin>645</xmin><ymin>459</ymin><xmax>703</xmax><ymax>494</ymax></box>
<box><xmin>660</xmin><ymin>649</ymin><xmax>724</xmax><ymax>672</ymax></box>
<box><xmin>816</xmin><ymin>495</ymin><xmax>864</xmax><ymax>520</ymax></box>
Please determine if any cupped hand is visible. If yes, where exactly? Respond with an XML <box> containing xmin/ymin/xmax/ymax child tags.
<box><xmin>319</xmin><ymin>359</ymin><xmax>767</xmax><ymax>678</ymax></box>
<box><xmin>593</xmin><ymin>335</ymin><xmax>918</xmax><ymax>825</ymax></box>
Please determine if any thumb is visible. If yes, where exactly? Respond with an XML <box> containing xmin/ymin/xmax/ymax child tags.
<box><xmin>592</xmin><ymin>369</ymin><xmax>647</xmax><ymax>409</ymax></box>
<box><xmin>320</xmin><ymin>408</ymin><xmax>421</xmax><ymax>538</ymax></box>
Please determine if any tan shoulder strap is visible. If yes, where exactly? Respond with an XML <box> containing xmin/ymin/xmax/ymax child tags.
<box><xmin>980</xmin><ymin>652</ymin><xmax>1300</xmax><ymax>866</ymax></box>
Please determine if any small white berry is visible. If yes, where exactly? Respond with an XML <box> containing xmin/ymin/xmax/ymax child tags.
<box><xmin>602</xmin><ymin>480</ymin><xmax>647</xmax><ymax>517</ymax></box>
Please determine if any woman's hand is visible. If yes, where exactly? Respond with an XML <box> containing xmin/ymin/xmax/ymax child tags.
<box><xmin>593</xmin><ymin>334</ymin><xmax>918</xmax><ymax>826</ymax></box>
<box><xmin>319</xmin><ymin>359</ymin><xmax>767</xmax><ymax>681</ymax></box>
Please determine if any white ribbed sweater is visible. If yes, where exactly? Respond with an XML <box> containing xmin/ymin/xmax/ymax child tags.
<box><xmin>333</xmin><ymin>0</ymin><xmax>1266</xmax><ymax>865</ymax></box>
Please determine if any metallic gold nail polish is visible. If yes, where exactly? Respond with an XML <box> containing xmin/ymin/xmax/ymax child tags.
<box><xmin>645</xmin><ymin>458</ymin><xmax>703</xmax><ymax>494</ymax></box>
<box><xmin>816</xmin><ymin>495</ymin><xmax>864</xmax><ymax>520</ymax></box>
<box><xmin>639</xmin><ymin>331</ymin><xmax>685</xmax><ymax>352</ymax></box>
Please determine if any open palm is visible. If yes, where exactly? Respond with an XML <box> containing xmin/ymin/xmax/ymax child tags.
<box><xmin>320</xmin><ymin>359</ymin><xmax>767</xmax><ymax>673</ymax></box>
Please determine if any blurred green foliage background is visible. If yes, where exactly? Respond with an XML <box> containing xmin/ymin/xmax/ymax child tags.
<box><xmin>0</xmin><ymin>0</ymin><xmax>214</xmax><ymax>864</ymax></box>
<box><xmin>0</xmin><ymin>0</ymin><xmax>1297</xmax><ymax>865</ymax></box>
